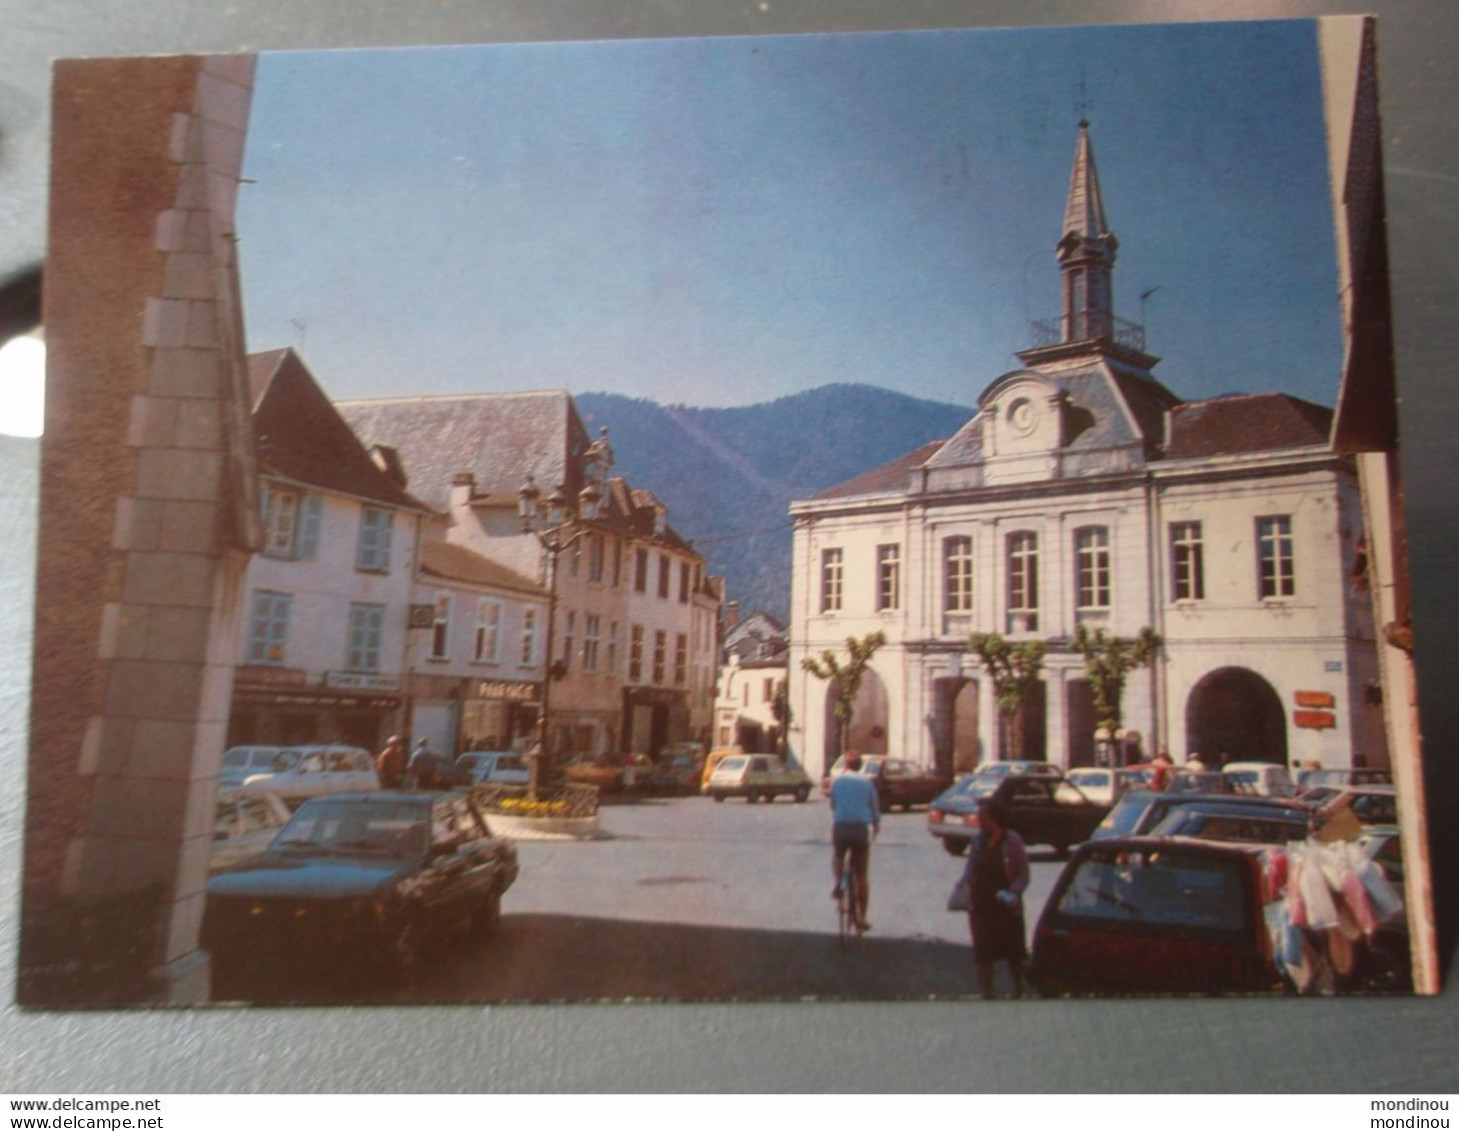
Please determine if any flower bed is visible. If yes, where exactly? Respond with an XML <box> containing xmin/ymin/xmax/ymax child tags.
<box><xmin>472</xmin><ymin>782</ymin><xmax>600</xmax><ymax>841</ymax></box>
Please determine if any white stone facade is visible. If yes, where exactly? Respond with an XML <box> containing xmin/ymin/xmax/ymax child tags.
<box><xmin>786</xmin><ymin>123</ymin><xmax>1387</xmax><ymax>783</ymax></box>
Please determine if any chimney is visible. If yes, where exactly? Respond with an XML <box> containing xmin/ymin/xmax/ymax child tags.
<box><xmin>449</xmin><ymin>471</ymin><xmax>476</xmax><ymax>512</ymax></box>
<box><xmin>725</xmin><ymin>600</ymin><xmax>740</xmax><ymax>632</ymax></box>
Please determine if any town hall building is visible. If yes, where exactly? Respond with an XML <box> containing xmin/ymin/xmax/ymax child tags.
<box><xmin>788</xmin><ymin>122</ymin><xmax>1388</xmax><ymax>781</ymax></box>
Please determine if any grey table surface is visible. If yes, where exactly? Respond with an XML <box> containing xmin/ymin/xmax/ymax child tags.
<box><xmin>1</xmin><ymin>0</ymin><xmax>1457</xmax><ymax>1095</ymax></box>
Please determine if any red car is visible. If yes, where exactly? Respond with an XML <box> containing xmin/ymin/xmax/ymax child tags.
<box><xmin>1029</xmin><ymin>836</ymin><xmax>1283</xmax><ymax>996</ymax></box>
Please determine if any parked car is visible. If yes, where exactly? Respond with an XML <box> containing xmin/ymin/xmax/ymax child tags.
<box><xmin>203</xmin><ymin>791</ymin><xmax>518</xmax><ymax>984</ymax></box>
<box><xmin>867</xmin><ymin>758</ymin><xmax>951</xmax><ymax>810</ymax></box>
<box><xmin>820</xmin><ymin>753</ymin><xmax>887</xmax><ymax>794</ymax></box>
<box><xmin>1029</xmin><ymin>836</ymin><xmax>1283</xmax><ymax>996</ymax></box>
<box><xmin>1297</xmin><ymin>766</ymin><xmax>1393</xmax><ymax>790</ymax></box>
<box><xmin>209</xmin><ymin>790</ymin><xmax>292</xmax><ymax>873</ymax></box>
<box><xmin>1165</xmin><ymin>770</ymin><xmax>1227</xmax><ymax>794</ymax></box>
<box><xmin>239</xmin><ymin>744</ymin><xmax>380</xmax><ymax>806</ymax></box>
<box><xmin>455</xmin><ymin>750</ymin><xmax>531</xmax><ymax>786</ymax></box>
<box><xmin>1066</xmin><ymin>767</ymin><xmax>1118</xmax><ymax>806</ymax></box>
<box><xmin>700</xmin><ymin>747</ymin><xmax>743</xmax><ymax>793</ymax></box>
<box><xmin>648</xmin><ymin>747</ymin><xmax>705</xmax><ymax>795</ymax></box>
<box><xmin>1092</xmin><ymin>790</ymin><xmax>1298</xmax><ymax>842</ymax></box>
<box><xmin>1148</xmin><ymin>802</ymin><xmax>1311</xmax><ymax>846</ymax></box>
<box><xmin>706</xmin><ymin>754</ymin><xmax>812</xmax><ymax>803</ymax></box>
<box><xmin>1296</xmin><ymin>783</ymin><xmax>1398</xmax><ymax>826</ymax></box>
<box><xmin>929</xmin><ymin>773</ymin><xmax>1108</xmax><ymax>855</ymax></box>
<box><xmin>970</xmin><ymin>760</ymin><xmax>1062</xmax><ymax>784</ymax></box>
<box><xmin>219</xmin><ymin>745</ymin><xmax>298</xmax><ymax>792</ymax></box>
<box><xmin>563</xmin><ymin>752</ymin><xmax>653</xmax><ymax>793</ymax></box>
<box><xmin>1221</xmin><ymin>761</ymin><xmax>1298</xmax><ymax>798</ymax></box>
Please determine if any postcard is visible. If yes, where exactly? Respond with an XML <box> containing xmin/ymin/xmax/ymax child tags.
<box><xmin>17</xmin><ymin>16</ymin><xmax>1436</xmax><ymax>1006</ymax></box>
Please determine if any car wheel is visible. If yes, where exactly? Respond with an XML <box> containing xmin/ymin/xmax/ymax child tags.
<box><xmin>941</xmin><ymin>838</ymin><xmax>969</xmax><ymax>857</ymax></box>
<box><xmin>712</xmin><ymin>793</ymin><xmax>725</xmax><ymax>803</ymax></box>
<box><xmin>746</xmin><ymin>790</ymin><xmax>760</xmax><ymax>804</ymax></box>
<box><xmin>794</xmin><ymin>785</ymin><xmax>810</xmax><ymax>803</ymax></box>
<box><xmin>476</xmin><ymin>887</ymin><xmax>502</xmax><ymax>934</ymax></box>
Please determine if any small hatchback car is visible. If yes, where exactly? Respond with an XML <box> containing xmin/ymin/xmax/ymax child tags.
<box><xmin>1029</xmin><ymin>836</ymin><xmax>1283</xmax><ymax>996</ymax></box>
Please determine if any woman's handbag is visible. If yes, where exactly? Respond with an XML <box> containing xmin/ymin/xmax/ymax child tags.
<box><xmin>947</xmin><ymin>877</ymin><xmax>971</xmax><ymax>913</ymax></box>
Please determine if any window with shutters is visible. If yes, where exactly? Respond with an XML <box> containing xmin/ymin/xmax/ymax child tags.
<box><xmin>246</xmin><ymin>590</ymin><xmax>291</xmax><ymax>665</ymax></box>
<box><xmin>346</xmin><ymin>603</ymin><xmax>385</xmax><ymax>671</ymax></box>
<box><xmin>356</xmin><ymin>506</ymin><xmax>393</xmax><ymax>572</ymax></box>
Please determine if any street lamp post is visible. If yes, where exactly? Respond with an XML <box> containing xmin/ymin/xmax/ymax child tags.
<box><xmin>518</xmin><ymin>473</ymin><xmax>601</xmax><ymax>797</ymax></box>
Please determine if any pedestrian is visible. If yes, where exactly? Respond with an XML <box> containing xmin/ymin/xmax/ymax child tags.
<box><xmin>1185</xmin><ymin>751</ymin><xmax>1207</xmax><ymax>772</ymax></box>
<box><xmin>406</xmin><ymin>737</ymin><xmax>441</xmax><ymax>789</ymax></box>
<box><xmin>961</xmin><ymin>794</ymin><xmax>1030</xmax><ymax>999</ymax></box>
<box><xmin>376</xmin><ymin>734</ymin><xmax>406</xmax><ymax>790</ymax></box>
<box><xmin>1151</xmin><ymin>749</ymin><xmax>1174</xmax><ymax>791</ymax></box>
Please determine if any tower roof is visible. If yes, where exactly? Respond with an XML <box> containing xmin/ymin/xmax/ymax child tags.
<box><xmin>1062</xmin><ymin>120</ymin><xmax>1112</xmax><ymax>243</ymax></box>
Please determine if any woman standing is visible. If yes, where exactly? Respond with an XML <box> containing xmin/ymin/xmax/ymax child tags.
<box><xmin>962</xmin><ymin>795</ymin><xmax>1031</xmax><ymax>998</ymax></box>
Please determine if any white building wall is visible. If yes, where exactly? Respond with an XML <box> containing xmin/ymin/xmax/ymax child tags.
<box><xmin>791</xmin><ymin>452</ymin><xmax>1384</xmax><ymax>780</ymax></box>
<box><xmin>243</xmin><ymin>490</ymin><xmax>419</xmax><ymax>684</ymax></box>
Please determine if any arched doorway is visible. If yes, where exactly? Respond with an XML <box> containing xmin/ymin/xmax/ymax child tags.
<box><xmin>929</xmin><ymin>677</ymin><xmax>980</xmax><ymax>775</ymax></box>
<box><xmin>822</xmin><ymin>669</ymin><xmax>889</xmax><ymax>767</ymax></box>
<box><xmin>1185</xmin><ymin>667</ymin><xmax>1287</xmax><ymax>765</ymax></box>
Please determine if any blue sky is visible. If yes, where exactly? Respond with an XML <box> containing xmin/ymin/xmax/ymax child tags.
<box><xmin>238</xmin><ymin>21</ymin><xmax>1341</xmax><ymax>409</ymax></box>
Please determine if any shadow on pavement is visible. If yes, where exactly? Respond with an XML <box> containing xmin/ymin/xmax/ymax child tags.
<box><xmin>211</xmin><ymin>912</ymin><xmax>986</xmax><ymax>1005</ymax></box>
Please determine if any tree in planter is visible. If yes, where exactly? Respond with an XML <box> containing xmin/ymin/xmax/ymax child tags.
<box><xmin>1070</xmin><ymin>624</ymin><xmax>1162</xmax><ymax>756</ymax></box>
<box><xmin>801</xmin><ymin>631</ymin><xmax>887</xmax><ymax>760</ymax></box>
<box><xmin>967</xmin><ymin>632</ymin><xmax>1047</xmax><ymax>759</ymax></box>
<box><xmin>770</xmin><ymin>677</ymin><xmax>791</xmax><ymax>759</ymax></box>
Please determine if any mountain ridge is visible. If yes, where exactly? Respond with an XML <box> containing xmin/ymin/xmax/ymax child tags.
<box><xmin>574</xmin><ymin>384</ymin><xmax>974</xmax><ymax>619</ymax></box>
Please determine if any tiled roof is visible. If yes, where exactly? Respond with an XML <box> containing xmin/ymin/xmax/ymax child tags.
<box><xmin>812</xmin><ymin>440</ymin><xmax>946</xmax><ymax>500</ymax></box>
<box><xmin>419</xmin><ymin>540</ymin><xmax>543</xmax><ymax>596</ymax></box>
<box><xmin>249</xmin><ymin>350</ymin><xmax>430</xmax><ymax>512</ymax></box>
<box><xmin>1165</xmin><ymin>393</ymin><xmax>1333</xmax><ymax>459</ymax></box>
<box><xmin>337</xmin><ymin>391</ymin><xmax>584</xmax><ymax>511</ymax></box>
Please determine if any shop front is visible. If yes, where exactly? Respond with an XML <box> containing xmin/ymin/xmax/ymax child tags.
<box><xmin>621</xmin><ymin>686</ymin><xmax>690</xmax><ymax>759</ymax></box>
<box><xmin>227</xmin><ymin>667</ymin><xmax>403</xmax><ymax>753</ymax></box>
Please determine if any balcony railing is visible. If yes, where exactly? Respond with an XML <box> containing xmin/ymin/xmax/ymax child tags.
<box><xmin>1029</xmin><ymin>313</ymin><xmax>1147</xmax><ymax>353</ymax></box>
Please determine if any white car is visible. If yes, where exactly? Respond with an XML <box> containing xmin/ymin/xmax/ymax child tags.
<box><xmin>219</xmin><ymin>745</ymin><xmax>298</xmax><ymax>792</ymax></box>
<box><xmin>1221</xmin><ymin>761</ymin><xmax>1297</xmax><ymax>798</ymax></box>
<box><xmin>1065</xmin><ymin>767</ymin><xmax>1117</xmax><ymax>806</ymax></box>
<box><xmin>240</xmin><ymin>744</ymin><xmax>380</xmax><ymax>806</ymax></box>
<box><xmin>209</xmin><ymin>790</ymin><xmax>292</xmax><ymax>872</ymax></box>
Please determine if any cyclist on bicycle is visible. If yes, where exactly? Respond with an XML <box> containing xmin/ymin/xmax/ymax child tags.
<box><xmin>830</xmin><ymin>749</ymin><xmax>880</xmax><ymax>930</ymax></box>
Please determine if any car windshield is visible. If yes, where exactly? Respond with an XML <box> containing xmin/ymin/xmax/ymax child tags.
<box><xmin>270</xmin><ymin>799</ymin><xmax>428</xmax><ymax>858</ymax></box>
<box><xmin>717</xmin><ymin>757</ymin><xmax>747</xmax><ymax>772</ymax></box>
<box><xmin>1056</xmin><ymin>848</ymin><xmax>1252</xmax><ymax>931</ymax></box>
<box><xmin>1098</xmin><ymin>792</ymin><xmax>1156</xmax><ymax>833</ymax></box>
<box><xmin>1072</xmin><ymin>771</ymin><xmax>1111</xmax><ymax>788</ymax></box>
<box><xmin>223</xmin><ymin>749</ymin><xmax>251</xmax><ymax>767</ymax></box>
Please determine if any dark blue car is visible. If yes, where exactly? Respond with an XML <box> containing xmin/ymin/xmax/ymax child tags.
<box><xmin>203</xmin><ymin>791</ymin><xmax>518</xmax><ymax>988</ymax></box>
